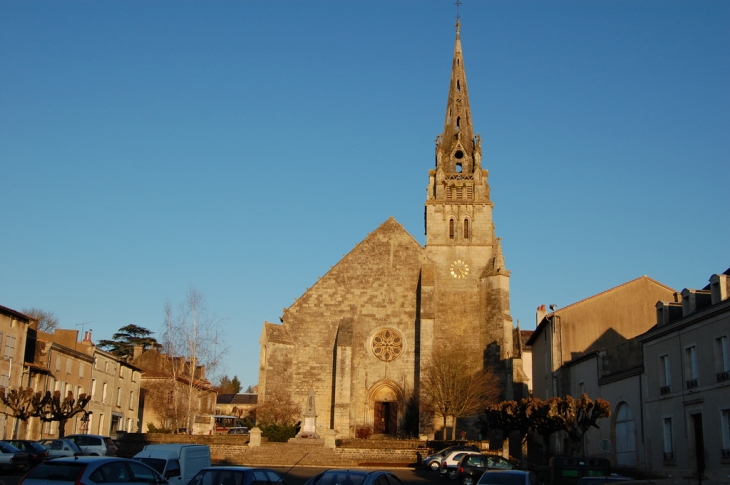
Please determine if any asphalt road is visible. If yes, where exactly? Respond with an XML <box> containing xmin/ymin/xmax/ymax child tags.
<box><xmin>0</xmin><ymin>466</ymin><xmax>442</xmax><ymax>485</ymax></box>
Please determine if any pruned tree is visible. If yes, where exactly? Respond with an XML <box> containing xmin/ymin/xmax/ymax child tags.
<box><xmin>161</xmin><ymin>288</ymin><xmax>226</xmax><ymax>431</ymax></box>
<box><xmin>421</xmin><ymin>343</ymin><xmax>501</xmax><ymax>439</ymax></box>
<box><xmin>98</xmin><ymin>324</ymin><xmax>162</xmax><ymax>361</ymax></box>
<box><xmin>0</xmin><ymin>388</ymin><xmax>90</xmax><ymax>438</ymax></box>
<box><xmin>0</xmin><ymin>387</ymin><xmax>45</xmax><ymax>438</ymax></box>
<box><xmin>560</xmin><ymin>394</ymin><xmax>612</xmax><ymax>456</ymax></box>
<box><xmin>21</xmin><ymin>307</ymin><xmax>59</xmax><ymax>333</ymax></box>
<box><xmin>35</xmin><ymin>390</ymin><xmax>92</xmax><ymax>438</ymax></box>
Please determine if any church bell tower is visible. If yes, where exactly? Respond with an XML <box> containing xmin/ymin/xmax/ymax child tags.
<box><xmin>422</xmin><ymin>18</ymin><xmax>514</xmax><ymax>389</ymax></box>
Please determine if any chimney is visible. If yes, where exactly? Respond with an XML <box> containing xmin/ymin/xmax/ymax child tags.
<box><xmin>536</xmin><ymin>304</ymin><xmax>547</xmax><ymax>326</ymax></box>
<box><xmin>132</xmin><ymin>345</ymin><xmax>144</xmax><ymax>360</ymax></box>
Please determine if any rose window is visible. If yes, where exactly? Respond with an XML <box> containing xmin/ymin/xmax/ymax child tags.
<box><xmin>371</xmin><ymin>328</ymin><xmax>404</xmax><ymax>362</ymax></box>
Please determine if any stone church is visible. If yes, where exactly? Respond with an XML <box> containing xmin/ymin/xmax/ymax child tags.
<box><xmin>259</xmin><ymin>19</ymin><xmax>527</xmax><ymax>439</ymax></box>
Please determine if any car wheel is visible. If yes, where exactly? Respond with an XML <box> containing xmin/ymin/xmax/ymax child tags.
<box><xmin>430</xmin><ymin>461</ymin><xmax>441</xmax><ymax>471</ymax></box>
<box><xmin>448</xmin><ymin>470</ymin><xmax>458</xmax><ymax>480</ymax></box>
<box><xmin>463</xmin><ymin>477</ymin><xmax>474</xmax><ymax>485</ymax></box>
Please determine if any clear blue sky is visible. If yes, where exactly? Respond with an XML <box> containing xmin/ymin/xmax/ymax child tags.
<box><xmin>2</xmin><ymin>1</ymin><xmax>728</xmax><ymax>390</ymax></box>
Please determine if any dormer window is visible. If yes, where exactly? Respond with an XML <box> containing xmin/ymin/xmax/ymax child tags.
<box><xmin>464</xmin><ymin>219</ymin><xmax>470</xmax><ymax>239</ymax></box>
<box><xmin>449</xmin><ymin>219</ymin><xmax>455</xmax><ymax>239</ymax></box>
<box><xmin>456</xmin><ymin>163</ymin><xmax>462</xmax><ymax>173</ymax></box>
<box><xmin>457</xmin><ymin>80</ymin><xmax>461</xmax><ymax>92</ymax></box>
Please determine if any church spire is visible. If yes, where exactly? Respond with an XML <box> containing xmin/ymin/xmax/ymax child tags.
<box><xmin>435</xmin><ymin>17</ymin><xmax>478</xmax><ymax>175</ymax></box>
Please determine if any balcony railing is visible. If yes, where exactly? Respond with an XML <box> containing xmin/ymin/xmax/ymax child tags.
<box><xmin>660</xmin><ymin>385</ymin><xmax>671</xmax><ymax>395</ymax></box>
<box><xmin>686</xmin><ymin>378</ymin><xmax>699</xmax><ymax>389</ymax></box>
<box><xmin>717</xmin><ymin>371</ymin><xmax>730</xmax><ymax>382</ymax></box>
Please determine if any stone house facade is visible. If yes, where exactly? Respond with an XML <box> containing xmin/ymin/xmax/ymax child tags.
<box><xmin>259</xmin><ymin>20</ymin><xmax>528</xmax><ymax>439</ymax></box>
<box><xmin>132</xmin><ymin>349</ymin><xmax>216</xmax><ymax>433</ymax></box>
<box><xmin>0</xmin><ymin>304</ymin><xmax>32</xmax><ymax>439</ymax></box>
<box><xmin>638</xmin><ymin>270</ymin><xmax>730</xmax><ymax>482</ymax></box>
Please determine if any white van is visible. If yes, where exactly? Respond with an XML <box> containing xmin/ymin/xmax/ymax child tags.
<box><xmin>133</xmin><ymin>444</ymin><xmax>211</xmax><ymax>485</ymax></box>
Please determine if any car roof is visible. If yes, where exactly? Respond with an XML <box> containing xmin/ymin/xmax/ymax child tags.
<box><xmin>40</xmin><ymin>457</ymin><xmax>134</xmax><ymax>464</ymax></box>
<box><xmin>321</xmin><ymin>469</ymin><xmax>382</xmax><ymax>475</ymax></box>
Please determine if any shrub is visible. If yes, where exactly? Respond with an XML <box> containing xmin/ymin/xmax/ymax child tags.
<box><xmin>260</xmin><ymin>424</ymin><xmax>297</xmax><ymax>442</ymax></box>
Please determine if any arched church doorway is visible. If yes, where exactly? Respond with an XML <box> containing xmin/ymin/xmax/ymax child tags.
<box><xmin>368</xmin><ymin>379</ymin><xmax>402</xmax><ymax>436</ymax></box>
<box><xmin>374</xmin><ymin>401</ymin><xmax>398</xmax><ymax>434</ymax></box>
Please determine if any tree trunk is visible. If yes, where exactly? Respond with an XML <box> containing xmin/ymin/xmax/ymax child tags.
<box><xmin>542</xmin><ymin>433</ymin><xmax>551</xmax><ymax>465</ymax></box>
<box><xmin>442</xmin><ymin>415</ymin><xmax>448</xmax><ymax>440</ymax></box>
<box><xmin>59</xmin><ymin>418</ymin><xmax>67</xmax><ymax>438</ymax></box>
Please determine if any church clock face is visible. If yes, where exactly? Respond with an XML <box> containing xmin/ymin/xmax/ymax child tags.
<box><xmin>450</xmin><ymin>259</ymin><xmax>470</xmax><ymax>278</ymax></box>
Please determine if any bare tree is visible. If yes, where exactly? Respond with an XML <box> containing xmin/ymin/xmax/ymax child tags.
<box><xmin>255</xmin><ymin>389</ymin><xmax>301</xmax><ymax>427</ymax></box>
<box><xmin>161</xmin><ymin>288</ymin><xmax>226</xmax><ymax>431</ymax></box>
<box><xmin>21</xmin><ymin>307</ymin><xmax>59</xmax><ymax>333</ymax></box>
<box><xmin>421</xmin><ymin>343</ymin><xmax>501</xmax><ymax>439</ymax></box>
<box><xmin>0</xmin><ymin>388</ymin><xmax>90</xmax><ymax>438</ymax></box>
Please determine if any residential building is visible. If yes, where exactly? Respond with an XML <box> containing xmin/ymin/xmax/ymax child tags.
<box><xmin>526</xmin><ymin>276</ymin><xmax>677</xmax><ymax>458</ymax></box>
<box><xmin>638</xmin><ymin>270</ymin><xmax>730</xmax><ymax>481</ymax></box>
<box><xmin>216</xmin><ymin>393</ymin><xmax>258</xmax><ymax>420</ymax></box>
<box><xmin>132</xmin><ymin>349</ymin><xmax>216</xmax><ymax>433</ymax></box>
<box><xmin>0</xmin><ymin>305</ymin><xmax>33</xmax><ymax>439</ymax></box>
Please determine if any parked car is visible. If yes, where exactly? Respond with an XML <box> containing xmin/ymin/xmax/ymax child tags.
<box><xmin>576</xmin><ymin>477</ymin><xmax>632</xmax><ymax>485</ymax></box>
<box><xmin>227</xmin><ymin>427</ymin><xmax>250</xmax><ymax>435</ymax></box>
<box><xmin>0</xmin><ymin>441</ymin><xmax>30</xmax><ymax>472</ymax></box>
<box><xmin>134</xmin><ymin>444</ymin><xmax>211</xmax><ymax>485</ymax></box>
<box><xmin>441</xmin><ymin>451</ymin><xmax>482</xmax><ymax>479</ymax></box>
<box><xmin>422</xmin><ymin>445</ymin><xmax>481</xmax><ymax>470</ymax></box>
<box><xmin>188</xmin><ymin>467</ymin><xmax>287</xmax><ymax>485</ymax></box>
<box><xmin>39</xmin><ymin>439</ymin><xmax>84</xmax><ymax>458</ymax></box>
<box><xmin>65</xmin><ymin>434</ymin><xmax>118</xmax><ymax>456</ymax></box>
<box><xmin>18</xmin><ymin>456</ymin><xmax>167</xmax><ymax>485</ymax></box>
<box><xmin>2</xmin><ymin>440</ymin><xmax>49</xmax><ymax>468</ymax></box>
<box><xmin>303</xmin><ymin>468</ymin><xmax>405</xmax><ymax>485</ymax></box>
<box><xmin>455</xmin><ymin>453</ymin><xmax>517</xmax><ymax>485</ymax></box>
<box><xmin>477</xmin><ymin>470</ymin><xmax>540</xmax><ymax>485</ymax></box>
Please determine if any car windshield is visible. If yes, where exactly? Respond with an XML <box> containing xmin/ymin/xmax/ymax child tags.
<box><xmin>26</xmin><ymin>462</ymin><xmax>86</xmax><ymax>481</ymax></box>
<box><xmin>0</xmin><ymin>442</ymin><xmax>20</xmax><ymax>452</ymax></box>
<box><xmin>315</xmin><ymin>472</ymin><xmax>368</xmax><ymax>485</ymax></box>
<box><xmin>137</xmin><ymin>458</ymin><xmax>167</xmax><ymax>474</ymax></box>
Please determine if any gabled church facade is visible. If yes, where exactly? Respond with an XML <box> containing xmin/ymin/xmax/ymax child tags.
<box><xmin>259</xmin><ymin>19</ymin><xmax>526</xmax><ymax>439</ymax></box>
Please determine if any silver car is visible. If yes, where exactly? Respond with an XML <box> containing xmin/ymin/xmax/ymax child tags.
<box><xmin>39</xmin><ymin>439</ymin><xmax>84</xmax><ymax>458</ymax></box>
<box><xmin>64</xmin><ymin>434</ymin><xmax>118</xmax><ymax>456</ymax></box>
<box><xmin>476</xmin><ymin>470</ymin><xmax>540</xmax><ymax>485</ymax></box>
<box><xmin>19</xmin><ymin>457</ymin><xmax>167</xmax><ymax>485</ymax></box>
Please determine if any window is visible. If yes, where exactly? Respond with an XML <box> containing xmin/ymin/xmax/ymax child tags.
<box><xmin>659</xmin><ymin>355</ymin><xmax>671</xmax><ymax>394</ymax></box>
<box><xmin>721</xmin><ymin>409</ymin><xmax>730</xmax><ymax>459</ymax></box>
<box><xmin>463</xmin><ymin>219</ymin><xmax>469</xmax><ymax>239</ymax></box>
<box><xmin>79</xmin><ymin>364</ymin><xmax>84</xmax><ymax>378</ymax></box>
<box><xmin>66</xmin><ymin>359</ymin><xmax>72</xmax><ymax>375</ymax></box>
<box><xmin>102</xmin><ymin>382</ymin><xmax>108</xmax><ymax>403</ymax></box>
<box><xmin>104</xmin><ymin>361</ymin><xmax>109</xmax><ymax>373</ymax></box>
<box><xmin>129</xmin><ymin>391</ymin><xmax>134</xmax><ymax>409</ymax></box>
<box><xmin>716</xmin><ymin>336</ymin><xmax>730</xmax><ymax>382</ymax></box>
<box><xmin>97</xmin><ymin>414</ymin><xmax>105</xmax><ymax>435</ymax></box>
<box><xmin>132</xmin><ymin>371</ymin><xmax>137</xmax><ymax>383</ymax></box>
<box><xmin>3</xmin><ymin>334</ymin><xmax>15</xmax><ymax>358</ymax></box>
<box><xmin>91</xmin><ymin>379</ymin><xmax>97</xmax><ymax>400</ymax></box>
<box><xmin>119</xmin><ymin>366</ymin><xmax>125</xmax><ymax>378</ymax></box>
<box><xmin>662</xmin><ymin>417</ymin><xmax>674</xmax><ymax>462</ymax></box>
<box><xmin>55</xmin><ymin>357</ymin><xmax>61</xmax><ymax>372</ymax></box>
<box><xmin>0</xmin><ymin>373</ymin><xmax>9</xmax><ymax>388</ymax></box>
<box><xmin>449</xmin><ymin>219</ymin><xmax>455</xmax><ymax>239</ymax></box>
<box><xmin>685</xmin><ymin>345</ymin><xmax>699</xmax><ymax>389</ymax></box>
<box><xmin>116</xmin><ymin>387</ymin><xmax>122</xmax><ymax>407</ymax></box>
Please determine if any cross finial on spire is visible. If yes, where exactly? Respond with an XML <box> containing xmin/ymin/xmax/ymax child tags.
<box><xmin>455</xmin><ymin>0</ymin><xmax>462</xmax><ymax>33</ymax></box>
